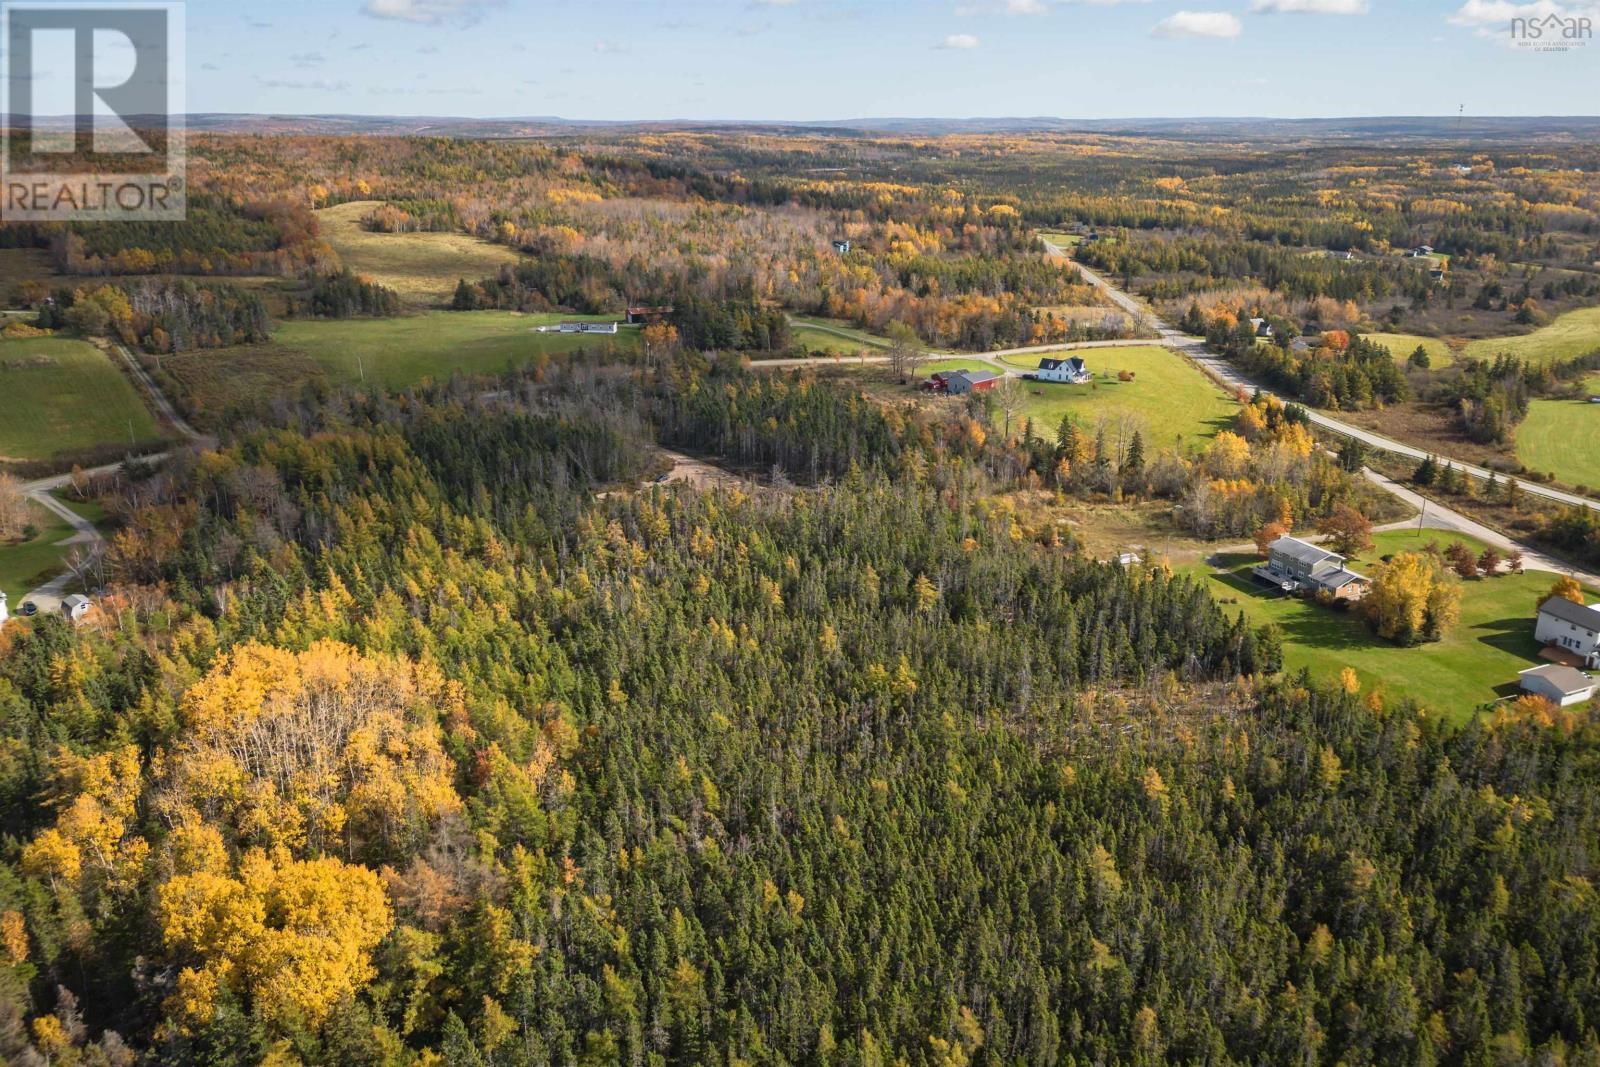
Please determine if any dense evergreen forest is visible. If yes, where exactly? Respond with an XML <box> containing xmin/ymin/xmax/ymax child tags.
<box><xmin>6</xmin><ymin>124</ymin><xmax>1600</xmax><ymax>1064</ymax></box>
<box><xmin>3</xmin><ymin>352</ymin><xmax>1600</xmax><ymax>1065</ymax></box>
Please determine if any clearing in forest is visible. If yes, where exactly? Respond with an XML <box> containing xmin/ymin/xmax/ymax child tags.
<box><xmin>1186</xmin><ymin>529</ymin><xmax>1593</xmax><ymax>722</ymax></box>
<box><xmin>1003</xmin><ymin>345</ymin><xmax>1237</xmax><ymax>450</ymax></box>
<box><xmin>315</xmin><ymin>200</ymin><xmax>525</xmax><ymax>306</ymax></box>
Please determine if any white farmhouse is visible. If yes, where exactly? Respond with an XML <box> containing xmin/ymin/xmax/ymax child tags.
<box><xmin>1036</xmin><ymin>356</ymin><xmax>1091</xmax><ymax>384</ymax></box>
<box><xmin>1536</xmin><ymin>596</ymin><xmax>1600</xmax><ymax>668</ymax></box>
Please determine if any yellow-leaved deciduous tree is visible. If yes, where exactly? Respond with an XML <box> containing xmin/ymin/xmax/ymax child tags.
<box><xmin>1203</xmin><ymin>431</ymin><xmax>1251</xmax><ymax>480</ymax></box>
<box><xmin>156</xmin><ymin>640</ymin><xmax>462</xmax><ymax>861</ymax></box>
<box><xmin>1361</xmin><ymin>551</ymin><xmax>1461</xmax><ymax>646</ymax></box>
<box><xmin>159</xmin><ymin>844</ymin><xmax>392</xmax><ymax>1035</ymax></box>
<box><xmin>20</xmin><ymin>745</ymin><xmax>148</xmax><ymax>898</ymax></box>
<box><xmin>1541</xmin><ymin>575</ymin><xmax>1585</xmax><ymax>613</ymax></box>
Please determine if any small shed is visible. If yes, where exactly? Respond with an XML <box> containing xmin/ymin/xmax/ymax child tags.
<box><xmin>61</xmin><ymin>594</ymin><xmax>91</xmax><ymax>623</ymax></box>
<box><xmin>831</xmin><ymin>239</ymin><xmax>851</xmax><ymax>254</ymax></box>
<box><xmin>1518</xmin><ymin>664</ymin><xmax>1598</xmax><ymax>707</ymax></box>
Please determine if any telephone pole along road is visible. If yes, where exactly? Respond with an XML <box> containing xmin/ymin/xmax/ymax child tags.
<box><xmin>1038</xmin><ymin>237</ymin><xmax>1600</xmax><ymax>517</ymax></box>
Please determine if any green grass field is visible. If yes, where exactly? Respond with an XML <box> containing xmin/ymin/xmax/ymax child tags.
<box><xmin>1364</xmin><ymin>332</ymin><xmax>1457</xmax><ymax>369</ymax></box>
<box><xmin>1038</xmin><ymin>232</ymin><xmax>1084</xmax><ymax>249</ymax></box>
<box><xmin>1184</xmin><ymin>528</ymin><xmax>1595</xmax><ymax>722</ymax></box>
<box><xmin>1517</xmin><ymin>374</ymin><xmax>1600</xmax><ymax>489</ymax></box>
<box><xmin>789</xmin><ymin>325</ymin><xmax>882</xmax><ymax>356</ymax></box>
<box><xmin>1005</xmin><ymin>345</ymin><xmax>1236</xmax><ymax>449</ymax></box>
<box><xmin>920</xmin><ymin>359</ymin><xmax>999</xmax><ymax>375</ymax></box>
<box><xmin>315</xmin><ymin>200</ymin><xmax>525</xmax><ymax>307</ymax></box>
<box><xmin>0</xmin><ymin>337</ymin><xmax>162</xmax><ymax>462</ymax></box>
<box><xmin>165</xmin><ymin>312</ymin><xmax>636</xmax><ymax>417</ymax></box>
<box><xmin>0</xmin><ymin>497</ymin><xmax>77</xmax><ymax>604</ymax></box>
<box><xmin>1462</xmin><ymin>306</ymin><xmax>1600</xmax><ymax>366</ymax></box>
<box><xmin>788</xmin><ymin>316</ymin><xmax>895</xmax><ymax>353</ymax></box>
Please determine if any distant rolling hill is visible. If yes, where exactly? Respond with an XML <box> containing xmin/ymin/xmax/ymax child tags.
<box><xmin>13</xmin><ymin>113</ymin><xmax>1600</xmax><ymax>143</ymax></box>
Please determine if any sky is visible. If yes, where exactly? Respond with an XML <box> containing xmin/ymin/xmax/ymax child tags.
<box><xmin>179</xmin><ymin>0</ymin><xmax>1600</xmax><ymax>120</ymax></box>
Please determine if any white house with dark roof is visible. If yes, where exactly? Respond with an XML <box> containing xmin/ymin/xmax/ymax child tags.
<box><xmin>1253</xmin><ymin>535</ymin><xmax>1370</xmax><ymax>600</ymax></box>
<box><xmin>1536</xmin><ymin>596</ymin><xmax>1600</xmax><ymax>668</ymax></box>
<box><xmin>1519</xmin><ymin>664</ymin><xmax>1598</xmax><ymax>707</ymax></box>
<box><xmin>1037</xmin><ymin>356</ymin><xmax>1091</xmax><ymax>384</ymax></box>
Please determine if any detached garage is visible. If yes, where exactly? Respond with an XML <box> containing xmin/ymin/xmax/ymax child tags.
<box><xmin>1518</xmin><ymin>664</ymin><xmax>1598</xmax><ymax>707</ymax></box>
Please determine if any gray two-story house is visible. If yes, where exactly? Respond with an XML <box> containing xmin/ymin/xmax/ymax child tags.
<box><xmin>1254</xmin><ymin>535</ymin><xmax>1370</xmax><ymax>601</ymax></box>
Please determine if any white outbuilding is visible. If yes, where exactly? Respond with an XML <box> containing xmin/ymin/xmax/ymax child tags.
<box><xmin>1518</xmin><ymin>664</ymin><xmax>1598</xmax><ymax>707</ymax></box>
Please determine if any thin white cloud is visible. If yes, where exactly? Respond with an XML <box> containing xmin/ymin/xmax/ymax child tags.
<box><xmin>937</xmin><ymin>32</ymin><xmax>982</xmax><ymax>47</ymax></box>
<box><xmin>1151</xmin><ymin>10</ymin><xmax>1243</xmax><ymax>36</ymax></box>
<box><xmin>257</xmin><ymin>76</ymin><xmax>352</xmax><ymax>91</ymax></box>
<box><xmin>594</xmin><ymin>40</ymin><xmax>629</xmax><ymax>53</ymax></box>
<box><xmin>953</xmin><ymin>0</ymin><xmax>1043</xmax><ymax>12</ymax></box>
<box><xmin>751</xmin><ymin>0</ymin><xmax>797</xmax><ymax>5</ymax></box>
<box><xmin>956</xmin><ymin>0</ymin><xmax>1049</xmax><ymax>13</ymax></box>
<box><xmin>360</xmin><ymin>0</ymin><xmax>500</xmax><ymax>25</ymax></box>
<box><xmin>1444</xmin><ymin>0</ymin><xmax>1599</xmax><ymax>41</ymax></box>
<box><xmin>1447</xmin><ymin>0</ymin><xmax>1565</xmax><ymax>25</ymax></box>
<box><xmin>1252</xmin><ymin>0</ymin><xmax>1368</xmax><ymax>11</ymax></box>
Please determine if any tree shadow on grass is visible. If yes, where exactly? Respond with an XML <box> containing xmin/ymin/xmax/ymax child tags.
<box><xmin>1208</xmin><ymin>564</ymin><xmax>1378</xmax><ymax>653</ymax></box>
<box><xmin>1473</xmin><ymin>616</ymin><xmax>1544</xmax><ymax>660</ymax></box>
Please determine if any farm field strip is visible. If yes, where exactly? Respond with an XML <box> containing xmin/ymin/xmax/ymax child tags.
<box><xmin>0</xmin><ymin>337</ymin><xmax>164</xmax><ymax>463</ymax></box>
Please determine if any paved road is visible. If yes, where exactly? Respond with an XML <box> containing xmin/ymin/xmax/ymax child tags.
<box><xmin>1038</xmin><ymin>237</ymin><xmax>1600</xmax><ymax>516</ymax></box>
<box><xmin>784</xmin><ymin>319</ymin><xmax>1161</xmax><ymax>365</ymax></box>
<box><xmin>1360</xmin><ymin>467</ymin><xmax>1600</xmax><ymax>585</ymax></box>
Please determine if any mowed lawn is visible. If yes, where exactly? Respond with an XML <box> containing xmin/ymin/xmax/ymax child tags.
<box><xmin>165</xmin><ymin>312</ymin><xmax>636</xmax><ymax>415</ymax></box>
<box><xmin>1517</xmin><ymin>374</ymin><xmax>1600</xmax><ymax>489</ymax></box>
<box><xmin>315</xmin><ymin>200</ymin><xmax>525</xmax><ymax>307</ymax></box>
<box><xmin>1463</xmin><ymin>306</ymin><xmax>1600</xmax><ymax>366</ymax></box>
<box><xmin>1365</xmin><ymin>332</ymin><xmax>1457</xmax><ymax>369</ymax></box>
<box><xmin>1184</xmin><ymin>528</ymin><xmax>1596</xmax><ymax>722</ymax></box>
<box><xmin>0</xmin><ymin>337</ymin><xmax>162</xmax><ymax>462</ymax></box>
<box><xmin>1005</xmin><ymin>345</ymin><xmax>1236</xmax><ymax>448</ymax></box>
